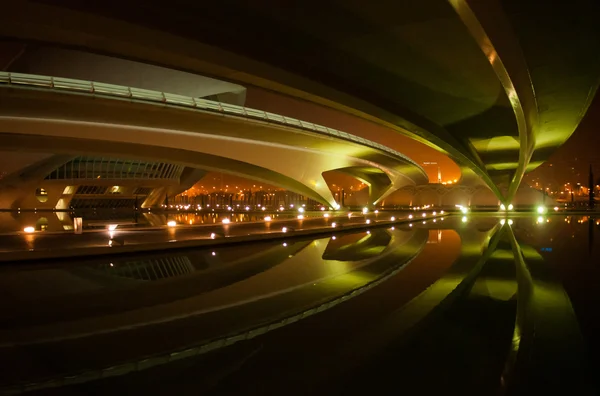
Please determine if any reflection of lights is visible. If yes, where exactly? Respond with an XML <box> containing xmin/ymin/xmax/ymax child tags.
<box><xmin>537</xmin><ymin>216</ymin><xmax>544</xmax><ymax>224</ymax></box>
<box><xmin>508</xmin><ymin>219</ymin><xmax>513</xmax><ymax>225</ymax></box>
<box><xmin>283</xmin><ymin>242</ymin><xmax>287</xmax><ymax>247</ymax></box>
<box><xmin>390</xmin><ymin>216</ymin><xmax>396</xmax><ymax>221</ymax></box>
<box><xmin>282</xmin><ymin>227</ymin><xmax>288</xmax><ymax>233</ymax></box>
<box><xmin>331</xmin><ymin>222</ymin><xmax>337</xmax><ymax>228</ymax></box>
<box><xmin>366</xmin><ymin>230</ymin><xmax>370</xmax><ymax>234</ymax></box>
<box><xmin>167</xmin><ymin>221</ymin><xmax>177</xmax><ymax>227</ymax></box>
<box><xmin>537</xmin><ymin>206</ymin><xmax>546</xmax><ymax>214</ymax></box>
<box><xmin>508</xmin><ymin>204</ymin><xmax>514</xmax><ymax>210</ymax></box>
<box><xmin>211</xmin><ymin>252</ymin><xmax>216</xmax><ymax>256</ymax></box>
<box><xmin>297</xmin><ymin>215</ymin><xmax>304</xmax><ymax>220</ymax></box>
<box><xmin>362</xmin><ymin>207</ymin><xmax>368</xmax><ymax>214</ymax></box>
<box><xmin>390</xmin><ymin>226</ymin><xmax>395</xmax><ymax>230</ymax></box>
<box><xmin>108</xmin><ymin>224</ymin><xmax>118</xmax><ymax>231</ymax></box>
<box><xmin>408</xmin><ymin>214</ymin><xmax>413</xmax><ymax>219</ymax></box>
<box><xmin>222</xmin><ymin>218</ymin><xmax>230</xmax><ymax>224</ymax></box>
<box><xmin>461</xmin><ymin>216</ymin><xmax>468</xmax><ymax>223</ymax></box>
<box><xmin>210</xmin><ymin>233</ymin><xmax>216</xmax><ymax>239</ymax></box>
<box><xmin>366</xmin><ymin>219</ymin><xmax>371</xmax><ymax>224</ymax></box>
<box><xmin>109</xmin><ymin>263</ymin><xmax>114</xmax><ymax>267</ymax></box>
<box><xmin>24</xmin><ymin>226</ymin><xmax>35</xmax><ymax>233</ymax></box>
<box><xmin>332</xmin><ymin>236</ymin><xmax>336</xmax><ymax>240</ymax></box>
<box><xmin>264</xmin><ymin>216</ymin><xmax>272</xmax><ymax>221</ymax></box>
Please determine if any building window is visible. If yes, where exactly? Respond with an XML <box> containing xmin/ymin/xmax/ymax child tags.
<box><xmin>134</xmin><ymin>187</ymin><xmax>154</xmax><ymax>195</ymax></box>
<box><xmin>35</xmin><ymin>188</ymin><xmax>48</xmax><ymax>203</ymax></box>
<box><xmin>45</xmin><ymin>157</ymin><xmax>184</xmax><ymax>180</ymax></box>
<box><xmin>75</xmin><ymin>185</ymin><xmax>108</xmax><ymax>195</ymax></box>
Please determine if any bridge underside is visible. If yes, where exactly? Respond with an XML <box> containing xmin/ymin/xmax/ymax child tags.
<box><xmin>0</xmin><ymin>87</ymin><xmax>426</xmax><ymax>208</ymax></box>
<box><xmin>0</xmin><ymin>1</ymin><xmax>599</xmax><ymax>203</ymax></box>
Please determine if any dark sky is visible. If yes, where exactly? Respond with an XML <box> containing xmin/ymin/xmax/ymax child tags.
<box><xmin>526</xmin><ymin>92</ymin><xmax>600</xmax><ymax>188</ymax></box>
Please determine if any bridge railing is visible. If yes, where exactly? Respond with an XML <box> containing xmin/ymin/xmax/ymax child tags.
<box><xmin>0</xmin><ymin>71</ymin><xmax>423</xmax><ymax>172</ymax></box>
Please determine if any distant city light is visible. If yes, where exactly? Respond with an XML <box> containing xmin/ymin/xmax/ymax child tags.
<box><xmin>298</xmin><ymin>207</ymin><xmax>305</xmax><ymax>213</ymax></box>
<box><xmin>508</xmin><ymin>204</ymin><xmax>514</xmax><ymax>210</ymax></box>
<box><xmin>167</xmin><ymin>221</ymin><xmax>177</xmax><ymax>227</ymax></box>
<box><xmin>222</xmin><ymin>218</ymin><xmax>230</xmax><ymax>224</ymax></box>
<box><xmin>362</xmin><ymin>207</ymin><xmax>368</xmax><ymax>214</ymax></box>
<box><xmin>108</xmin><ymin>224</ymin><xmax>118</xmax><ymax>231</ymax></box>
<box><xmin>537</xmin><ymin>206</ymin><xmax>546</xmax><ymax>214</ymax></box>
<box><xmin>264</xmin><ymin>216</ymin><xmax>272</xmax><ymax>221</ymax></box>
<box><xmin>297</xmin><ymin>215</ymin><xmax>304</xmax><ymax>220</ymax></box>
<box><xmin>23</xmin><ymin>226</ymin><xmax>35</xmax><ymax>233</ymax></box>
<box><xmin>408</xmin><ymin>214</ymin><xmax>413</xmax><ymax>219</ymax></box>
<box><xmin>500</xmin><ymin>204</ymin><xmax>506</xmax><ymax>211</ymax></box>
<box><xmin>282</xmin><ymin>227</ymin><xmax>288</xmax><ymax>233</ymax></box>
<box><xmin>210</xmin><ymin>233</ymin><xmax>216</xmax><ymax>239</ymax></box>
<box><xmin>332</xmin><ymin>222</ymin><xmax>337</xmax><ymax>228</ymax></box>
<box><xmin>324</xmin><ymin>213</ymin><xmax>330</xmax><ymax>218</ymax></box>
<box><xmin>390</xmin><ymin>216</ymin><xmax>396</xmax><ymax>221</ymax></box>
<box><xmin>366</xmin><ymin>219</ymin><xmax>371</xmax><ymax>224</ymax></box>
<box><xmin>461</xmin><ymin>216</ymin><xmax>468</xmax><ymax>223</ymax></box>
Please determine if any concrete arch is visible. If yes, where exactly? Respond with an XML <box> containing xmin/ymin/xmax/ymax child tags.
<box><xmin>0</xmin><ymin>133</ymin><xmax>338</xmax><ymax>208</ymax></box>
<box><xmin>0</xmin><ymin>85</ymin><xmax>428</xmax><ymax>208</ymax></box>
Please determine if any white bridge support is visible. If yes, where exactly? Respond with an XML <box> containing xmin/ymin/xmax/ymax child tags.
<box><xmin>0</xmin><ymin>81</ymin><xmax>428</xmax><ymax>208</ymax></box>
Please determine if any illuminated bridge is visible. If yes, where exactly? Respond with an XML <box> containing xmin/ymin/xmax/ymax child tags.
<box><xmin>0</xmin><ymin>72</ymin><xmax>428</xmax><ymax>209</ymax></box>
<box><xmin>2</xmin><ymin>0</ymin><xmax>597</xmax><ymax>204</ymax></box>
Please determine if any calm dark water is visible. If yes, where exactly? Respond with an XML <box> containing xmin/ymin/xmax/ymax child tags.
<box><xmin>1</xmin><ymin>214</ymin><xmax>599</xmax><ymax>395</ymax></box>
